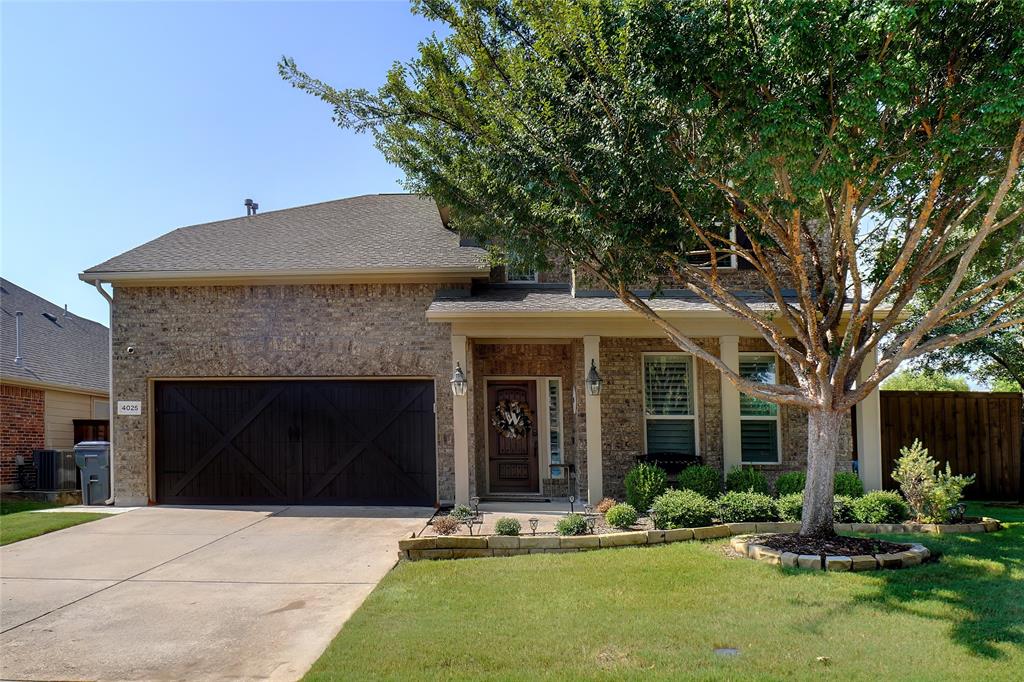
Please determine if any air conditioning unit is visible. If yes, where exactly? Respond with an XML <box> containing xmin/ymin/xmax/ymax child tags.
<box><xmin>32</xmin><ymin>450</ymin><xmax>80</xmax><ymax>491</ymax></box>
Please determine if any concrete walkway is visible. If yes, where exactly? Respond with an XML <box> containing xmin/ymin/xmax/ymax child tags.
<box><xmin>0</xmin><ymin>505</ymin><xmax>432</xmax><ymax>681</ymax></box>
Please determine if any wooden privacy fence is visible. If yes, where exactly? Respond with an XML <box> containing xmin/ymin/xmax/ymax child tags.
<box><xmin>880</xmin><ymin>391</ymin><xmax>1023</xmax><ymax>501</ymax></box>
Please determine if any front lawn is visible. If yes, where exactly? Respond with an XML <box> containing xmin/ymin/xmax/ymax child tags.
<box><xmin>306</xmin><ymin>503</ymin><xmax>1023</xmax><ymax>681</ymax></box>
<box><xmin>0</xmin><ymin>497</ymin><xmax>107</xmax><ymax>546</ymax></box>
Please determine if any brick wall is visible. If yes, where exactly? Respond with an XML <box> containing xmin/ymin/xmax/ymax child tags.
<box><xmin>110</xmin><ymin>283</ymin><xmax>456</xmax><ymax>504</ymax></box>
<box><xmin>0</xmin><ymin>384</ymin><xmax>45</xmax><ymax>488</ymax></box>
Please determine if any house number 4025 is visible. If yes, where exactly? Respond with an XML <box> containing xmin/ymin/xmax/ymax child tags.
<box><xmin>117</xmin><ymin>400</ymin><xmax>142</xmax><ymax>416</ymax></box>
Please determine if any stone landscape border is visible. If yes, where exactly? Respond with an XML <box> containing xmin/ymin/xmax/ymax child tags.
<box><xmin>398</xmin><ymin>517</ymin><xmax>1002</xmax><ymax>561</ymax></box>
<box><xmin>731</xmin><ymin>535</ymin><xmax>931</xmax><ymax>571</ymax></box>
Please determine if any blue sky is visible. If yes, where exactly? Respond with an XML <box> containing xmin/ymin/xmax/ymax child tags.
<box><xmin>2</xmin><ymin>1</ymin><xmax>437</xmax><ymax>324</ymax></box>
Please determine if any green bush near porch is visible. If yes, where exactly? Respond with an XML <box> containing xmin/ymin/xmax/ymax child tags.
<box><xmin>623</xmin><ymin>463</ymin><xmax>668</xmax><ymax>512</ymax></box>
<box><xmin>307</xmin><ymin>504</ymin><xmax>1024</xmax><ymax>681</ymax></box>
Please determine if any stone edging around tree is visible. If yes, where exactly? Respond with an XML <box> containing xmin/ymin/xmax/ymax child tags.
<box><xmin>731</xmin><ymin>535</ymin><xmax>931</xmax><ymax>571</ymax></box>
<box><xmin>398</xmin><ymin>517</ymin><xmax>1002</xmax><ymax>562</ymax></box>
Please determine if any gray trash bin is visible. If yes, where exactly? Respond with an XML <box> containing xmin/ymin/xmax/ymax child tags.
<box><xmin>74</xmin><ymin>441</ymin><xmax>110</xmax><ymax>505</ymax></box>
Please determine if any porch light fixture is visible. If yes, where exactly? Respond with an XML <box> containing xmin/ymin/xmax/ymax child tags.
<box><xmin>450</xmin><ymin>363</ymin><xmax>468</xmax><ymax>396</ymax></box>
<box><xmin>528</xmin><ymin>517</ymin><xmax>539</xmax><ymax>535</ymax></box>
<box><xmin>586</xmin><ymin>360</ymin><xmax>603</xmax><ymax>396</ymax></box>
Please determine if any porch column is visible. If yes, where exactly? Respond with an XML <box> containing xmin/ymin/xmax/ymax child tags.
<box><xmin>720</xmin><ymin>336</ymin><xmax>742</xmax><ymax>475</ymax></box>
<box><xmin>856</xmin><ymin>348</ymin><xmax>884</xmax><ymax>491</ymax></box>
<box><xmin>451</xmin><ymin>334</ymin><xmax>471</xmax><ymax>505</ymax></box>
<box><xmin>583</xmin><ymin>335</ymin><xmax>603</xmax><ymax>503</ymax></box>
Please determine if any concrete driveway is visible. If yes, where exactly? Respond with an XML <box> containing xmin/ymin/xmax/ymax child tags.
<box><xmin>0</xmin><ymin>505</ymin><xmax>432</xmax><ymax>681</ymax></box>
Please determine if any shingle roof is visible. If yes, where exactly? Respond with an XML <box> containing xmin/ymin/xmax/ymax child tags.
<box><xmin>427</xmin><ymin>285</ymin><xmax>788</xmax><ymax>317</ymax></box>
<box><xmin>82</xmin><ymin>194</ymin><xmax>489</xmax><ymax>279</ymax></box>
<box><xmin>0</xmin><ymin>279</ymin><xmax>109</xmax><ymax>394</ymax></box>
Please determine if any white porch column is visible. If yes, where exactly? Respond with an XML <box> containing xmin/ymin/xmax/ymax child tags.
<box><xmin>856</xmin><ymin>348</ymin><xmax>884</xmax><ymax>491</ymax></box>
<box><xmin>451</xmin><ymin>334</ymin><xmax>471</xmax><ymax>505</ymax></box>
<box><xmin>720</xmin><ymin>336</ymin><xmax>742</xmax><ymax>475</ymax></box>
<box><xmin>583</xmin><ymin>334</ymin><xmax>603</xmax><ymax>504</ymax></box>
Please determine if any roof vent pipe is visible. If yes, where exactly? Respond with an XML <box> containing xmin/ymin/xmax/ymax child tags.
<box><xmin>244</xmin><ymin>198</ymin><xmax>259</xmax><ymax>216</ymax></box>
<box><xmin>13</xmin><ymin>311</ymin><xmax>23</xmax><ymax>366</ymax></box>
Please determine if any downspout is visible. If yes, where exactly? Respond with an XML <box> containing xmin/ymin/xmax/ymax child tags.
<box><xmin>93</xmin><ymin>280</ymin><xmax>116</xmax><ymax>505</ymax></box>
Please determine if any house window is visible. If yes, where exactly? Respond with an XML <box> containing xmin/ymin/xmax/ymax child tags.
<box><xmin>505</xmin><ymin>265</ymin><xmax>538</xmax><ymax>283</ymax></box>
<box><xmin>548</xmin><ymin>379</ymin><xmax>563</xmax><ymax>478</ymax></box>
<box><xmin>739</xmin><ymin>354</ymin><xmax>781</xmax><ymax>464</ymax></box>
<box><xmin>643</xmin><ymin>354</ymin><xmax>697</xmax><ymax>455</ymax></box>
<box><xmin>685</xmin><ymin>225</ymin><xmax>738</xmax><ymax>269</ymax></box>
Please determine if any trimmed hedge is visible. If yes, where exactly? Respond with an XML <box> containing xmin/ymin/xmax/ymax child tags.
<box><xmin>605</xmin><ymin>503</ymin><xmax>639</xmax><ymax>529</ymax></box>
<box><xmin>493</xmin><ymin>517</ymin><xmax>521</xmax><ymax>536</ymax></box>
<box><xmin>834</xmin><ymin>472</ymin><xmax>865</xmax><ymax>497</ymax></box>
<box><xmin>650</xmin><ymin>489</ymin><xmax>717</xmax><ymax>529</ymax></box>
<box><xmin>725</xmin><ymin>467</ymin><xmax>770</xmax><ymax>494</ymax></box>
<box><xmin>774</xmin><ymin>471</ymin><xmax>806</xmax><ymax>496</ymax></box>
<box><xmin>555</xmin><ymin>513</ymin><xmax>589</xmax><ymax>536</ymax></box>
<box><xmin>717</xmin><ymin>491</ymin><xmax>778</xmax><ymax>523</ymax></box>
<box><xmin>624</xmin><ymin>463</ymin><xmax>669</xmax><ymax>512</ymax></box>
<box><xmin>776</xmin><ymin>493</ymin><xmax>860</xmax><ymax>523</ymax></box>
<box><xmin>677</xmin><ymin>464</ymin><xmax>721</xmax><ymax>499</ymax></box>
<box><xmin>853</xmin><ymin>491</ymin><xmax>910</xmax><ymax>524</ymax></box>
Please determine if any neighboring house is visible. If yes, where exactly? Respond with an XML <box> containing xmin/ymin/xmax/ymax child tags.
<box><xmin>80</xmin><ymin>194</ymin><xmax>883</xmax><ymax>507</ymax></box>
<box><xmin>1</xmin><ymin>278</ymin><xmax>110</xmax><ymax>490</ymax></box>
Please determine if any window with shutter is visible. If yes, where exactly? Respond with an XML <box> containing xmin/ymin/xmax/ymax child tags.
<box><xmin>643</xmin><ymin>354</ymin><xmax>698</xmax><ymax>455</ymax></box>
<box><xmin>739</xmin><ymin>354</ymin><xmax>780</xmax><ymax>463</ymax></box>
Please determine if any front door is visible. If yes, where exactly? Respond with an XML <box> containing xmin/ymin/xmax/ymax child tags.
<box><xmin>487</xmin><ymin>380</ymin><xmax>539</xmax><ymax>493</ymax></box>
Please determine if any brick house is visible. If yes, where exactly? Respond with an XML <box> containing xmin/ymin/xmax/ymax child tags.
<box><xmin>80</xmin><ymin>194</ymin><xmax>883</xmax><ymax>507</ymax></box>
<box><xmin>1</xmin><ymin>279</ymin><xmax>110</xmax><ymax>490</ymax></box>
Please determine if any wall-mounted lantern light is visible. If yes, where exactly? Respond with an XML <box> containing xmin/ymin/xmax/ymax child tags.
<box><xmin>450</xmin><ymin>362</ymin><xmax>468</xmax><ymax>396</ymax></box>
<box><xmin>586</xmin><ymin>359</ymin><xmax>603</xmax><ymax>396</ymax></box>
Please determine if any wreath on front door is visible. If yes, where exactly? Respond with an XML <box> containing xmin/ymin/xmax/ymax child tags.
<box><xmin>491</xmin><ymin>399</ymin><xmax>534</xmax><ymax>439</ymax></box>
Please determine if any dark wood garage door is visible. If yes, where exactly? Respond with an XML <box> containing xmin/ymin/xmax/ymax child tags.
<box><xmin>154</xmin><ymin>380</ymin><xmax>436</xmax><ymax>505</ymax></box>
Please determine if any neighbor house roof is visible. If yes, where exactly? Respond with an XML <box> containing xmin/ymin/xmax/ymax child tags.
<box><xmin>80</xmin><ymin>194</ymin><xmax>489</xmax><ymax>284</ymax></box>
<box><xmin>0</xmin><ymin>278</ymin><xmax>109</xmax><ymax>394</ymax></box>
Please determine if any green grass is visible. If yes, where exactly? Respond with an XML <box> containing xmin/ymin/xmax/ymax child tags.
<box><xmin>305</xmin><ymin>503</ymin><xmax>1024</xmax><ymax>681</ymax></box>
<box><xmin>0</xmin><ymin>497</ymin><xmax>107</xmax><ymax>545</ymax></box>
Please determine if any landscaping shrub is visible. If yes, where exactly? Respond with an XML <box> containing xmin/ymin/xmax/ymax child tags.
<box><xmin>852</xmin><ymin>491</ymin><xmax>911</xmax><ymax>524</ymax></box>
<box><xmin>776</xmin><ymin>493</ymin><xmax>857</xmax><ymax>523</ymax></box>
<box><xmin>555</xmin><ymin>513</ymin><xmax>589</xmax><ymax>536</ymax></box>
<box><xmin>834</xmin><ymin>472</ymin><xmax>864</xmax><ymax>497</ymax></box>
<box><xmin>650</xmin><ymin>489</ymin><xmax>717</xmax><ymax>529</ymax></box>
<box><xmin>677</xmin><ymin>464</ymin><xmax>721</xmax><ymax>499</ymax></box>
<box><xmin>449</xmin><ymin>504</ymin><xmax>474</xmax><ymax>521</ymax></box>
<box><xmin>624</xmin><ymin>463</ymin><xmax>668</xmax><ymax>512</ymax></box>
<box><xmin>595</xmin><ymin>497</ymin><xmax>617</xmax><ymax>514</ymax></box>
<box><xmin>833</xmin><ymin>495</ymin><xmax>857</xmax><ymax>523</ymax></box>
<box><xmin>432</xmin><ymin>515</ymin><xmax>460</xmax><ymax>535</ymax></box>
<box><xmin>717</xmin><ymin>491</ymin><xmax>778</xmax><ymax>523</ymax></box>
<box><xmin>774</xmin><ymin>471</ymin><xmax>806</xmax><ymax>496</ymax></box>
<box><xmin>605</xmin><ymin>503</ymin><xmax>638</xmax><ymax>529</ymax></box>
<box><xmin>493</xmin><ymin>517</ymin><xmax>521</xmax><ymax>536</ymax></box>
<box><xmin>891</xmin><ymin>439</ymin><xmax>975</xmax><ymax>522</ymax></box>
<box><xmin>777</xmin><ymin>493</ymin><xmax>804</xmax><ymax>522</ymax></box>
<box><xmin>724</xmin><ymin>466</ymin><xmax>770</xmax><ymax>494</ymax></box>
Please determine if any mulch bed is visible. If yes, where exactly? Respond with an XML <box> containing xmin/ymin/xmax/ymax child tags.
<box><xmin>749</xmin><ymin>533</ymin><xmax>911</xmax><ymax>557</ymax></box>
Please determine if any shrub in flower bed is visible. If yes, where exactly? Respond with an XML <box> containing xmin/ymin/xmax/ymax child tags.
<box><xmin>595</xmin><ymin>497</ymin><xmax>617</xmax><ymax>514</ymax></box>
<box><xmin>605</xmin><ymin>503</ymin><xmax>639</xmax><ymax>529</ymax></box>
<box><xmin>717</xmin><ymin>491</ymin><xmax>778</xmax><ymax>522</ymax></box>
<box><xmin>891</xmin><ymin>439</ymin><xmax>975</xmax><ymax>522</ymax></box>
<box><xmin>853</xmin><ymin>491</ymin><xmax>910</xmax><ymax>524</ymax></box>
<box><xmin>432</xmin><ymin>515</ymin><xmax>461</xmax><ymax>535</ymax></box>
<box><xmin>776</xmin><ymin>493</ymin><xmax>859</xmax><ymax>523</ymax></box>
<box><xmin>774</xmin><ymin>471</ymin><xmax>806</xmax><ymax>496</ymax></box>
<box><xmin>677</xmin><ymin>464</ymin><xmax>721</xmax><ymax>499</ymax></box>
<box><xmin>725</xmin><ymin>466</ymin><xmax>770</xmax><ymax>494</ymax></box>
<box><xmin>651</xmin><ymin>489</ymin><xmax>716</xmax><ymax>529</ymax></box>
<box><xmin>624</xmin><ymin>463</ymin><xmax>668</xmax><ymax>512</ymax></box>
<box><xmin>834</xmin><ymin>472</ymin><xmax>865</xmax><ymax>497</ymax></box>
<box><xmin>493</xmin><ymin>517</ymin><xmax>521</xmax><ymax>536</ymax></box>
<box><xmin>449</xmin><ymin>504</ymin><xmax>474</xmax><ymax>521</ymax></box>
<box><xmin>833</xmin><ymin>494</ymin><xmax>858</xmax><ymax>523</ymax></box>
<box><xmin>555</xmin><ymin>513</ymin><xmax>589</xmax><ymax>536</ymax></box>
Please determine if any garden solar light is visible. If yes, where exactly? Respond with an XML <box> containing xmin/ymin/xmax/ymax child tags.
<box><xmin>585</xmin><ymin>359</ymin><xmax>603</xmax><ymax>395</ymax></box>
<box><xmin>585</xmin><ymin>513</ymin><xmax>597</xmax><ymax>534</ymax></box>
<box><xmin>568</xmin><ymin>494</ymin><xmax>576</xmax><ymax>514</ymax></box>
<box><xmin>470</xmin><ymin>496</ymin><xmax>480</xmax><ymax>515</ymax></box>
<box><xmin>528</xmin><ymin>517</ymin><xmax>539</xmax><ymax>535</ymax></box>
<box><xmin>450</xmin><ymin>362</ymin><xmax>468</xmax><ymax>396</ymax></box>
<box><xmin>583</xmin><ymin>503</ymin><xmax>593</xmax><ymax>516</ymax></box>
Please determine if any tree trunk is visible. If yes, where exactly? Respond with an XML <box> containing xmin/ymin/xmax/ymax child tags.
<box><xmin>800</xmin><ymin>408</ymin><xmax>845</xmax><ymax>536</ymax></box>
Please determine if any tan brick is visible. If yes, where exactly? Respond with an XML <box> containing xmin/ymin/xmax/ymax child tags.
<box><xmin>780</xmin><ymin>552</ymin><xmax>799</xmax><ymax>568</ymax></box>
<box><xmin>529</xmin><ymin>548</ymin><xmax>578</xmax><ymax>554</ymax></box>
<box><xmin>451</xmin><ymin>549</ymin><xmax>492</xmax><ymax>559</ymax></box>
<box><xmin>797</xmin><ymin>555</ymin><xmax>822</xmax><ymax>570</ymax></box>
<box><xmin>898</xmin><ymin>551</ymin><xmax>921</xmax><ymax>567</ymax></box>
<box><xmin>982</xmin><ymin>519</ymin><xmax>1001</xmax><ymax>532</ymax></box>
<box><xmin>599</xmin><ymin>531</ymin><xmax>647</xmax><ymax>547</ymax></box>
<box><xmin>646</xmin><ymin>529</ymin><xmax>666</xmax><ymax>544</ymax></box>
<box><xmin>492</xmin><ymin>549</ymin><xmax>529</xmax><ymax>557</ymax></box>
<box><xmin>408</xmin><ymin>549</ymin><xmax>454</xmax><ymax>561</ymax></box>
<box><xmin>753</xmin><ymin>546</ymin><xmax>782</xmax><ymax>565</ymax></box>
<box><xmin>875</xmin><ymin>553</ymin><xmax>903</xmax><ymax>568</ymax></box>
<box><xmin>726</xmin><ymin>522</ymin><xmax>756</xmax><ymax>535</ymax></box>
<box><xmin>520</xmin><ymin>536</ymin><xmax>561</xmax><ymax>549</ymax></box>
<box><xmin>850</xmin><ymin>555</ymin><xmax>878</xmax><ymax>572</ymax></box>
<box><xmin>730</xmin><ymin>538</ymin><xmax>750</xmax><ymax>555</ymax></box>
<box><xmin>435</xmin><ymin>536</ymin><xmax>488</xmax><ymax>549</ymax></box>
<box><xmin>664</xmin><ymin>528</ymin><xmax>694</xmax><ymax>542</ymax></box>
<box><xmin>851</xmin><ymin>523</ymin><xmax>878</xmax><ymax>533</ymax></box>
<box><xmin>398</xmin><ymin>537</ymin><xmax>437</xmax><ymax>551</ymax></box>
<box><xmin>692</xmin><ymin>525</ymin><xmax>730</xmax><ymax>540</ymax></box>
<box><xmin>487</xmin><ymin>536</ymin><xmax>521</xmax><ymax>549</ymax></box>
<box><xmin>559</xmin><ymin>535</ymin><xmax>600</xmax><ymax>549</ymax></box>
<box><xmin>833</xmin><ymin>523</ymin><xmax>854</xmax><ymax>532</ymax></box>
<box><xmin>825</xmin><ymin>556</ymin><xmax>852</xmax><ymax>572</ymax></box>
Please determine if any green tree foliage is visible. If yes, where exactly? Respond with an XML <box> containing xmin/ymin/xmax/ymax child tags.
<box><xmin>282</xmin><ymin>0</ymin><xmax>1024</xmax><ymax>535</ymax></box>
<box><xmin>882</xmin><ymin>371</ymin><xmax>971</xmax><ymax>392</ymax></box>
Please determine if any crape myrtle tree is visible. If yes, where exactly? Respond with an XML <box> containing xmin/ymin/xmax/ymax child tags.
<box><xmin>281</xmin><ymin>0</ymin><xmax>1024</xmax><ymax>536</ymax></box>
